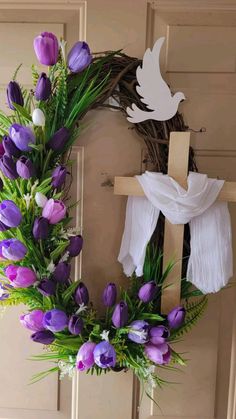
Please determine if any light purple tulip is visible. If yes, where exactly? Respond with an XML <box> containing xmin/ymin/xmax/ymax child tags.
<box><xmin>112</xmin><ymin>301</ymin><xmax>128</xmax><ymax>328</ymax></box>
<box><xmin>42</xmin><ymin>198</ymin><xmax>66</xmax><ymax>224</ymax></box>
<box><xmin>0</xmin><ymin>239</ymin><xmax>27</xmax><ymax>261</ymax></box>
<box><xmin>20</xmin><ymin>309</ymin><xmax>44</xmax><ymax>332</ymax></box>
<box><xmin>94</xmin><ymin>341</ymin><xmax>116</xmax><ymax>369</ymax></box>
<box><xmin>138</xmin><ymin>281</ymin><xmax>157</xmax><ymax>303</ymax></box>
<box><xmin>149</xmin><ymin>326</ymin><xmax>170</xmax><ymax>345</ymax></box>
<box><xmin>76</xmin><ymin>341</ymin><xmax>96</xmax><ymax>371</ymax></box>
<box><xmin>128</xmin><ymin>320</ymin><xmax>149</xmax><ymax>344</ymax></box>
<box><xmin>9</xmin><ymin>124</ymin><xmax>36</xmax><ymax>152</ymax></box>
<box><xmin>5</xmin><ymin>265</ymin><xmax>36</xmax><ymax>287</ymax></box>
<box><xmin>145</xmin><ymin>343</ymin><xmax>171</xmax><ymax>365</ymax></box>
<box><xmin>67</xmin><ymin>41</ymin><xmax>92</xmax><ymax>73</ymax></box>
<box><xmin>168</xmin><ymin>306</ymin><xmax>186</xmax><ymax>329</ymax></box>
<box><xmin>43</xmin><ymin>309</ymin><xmax>68</xmax><ymax>332</ymax></box>
<box><xmin>34</xmin><ymin>32</ymin><xmax>59</xmax><ymax>66</ymax></box>
<box><xmin>0</xmin><ymin>200</ymin><xmax>22</xmax><ymax>228</ymax></box>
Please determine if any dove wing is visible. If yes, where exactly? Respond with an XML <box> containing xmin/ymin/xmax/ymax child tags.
<box><xmin>136</xmin><ymin>37</ymin><xmax>172</xmax><ymax>110</ymax></box>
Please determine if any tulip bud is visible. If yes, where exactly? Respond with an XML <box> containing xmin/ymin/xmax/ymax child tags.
<box><xmin>167</xmin><ymin>306</ymin><xmax>186</xmax><ymax>329</ymax></box>
<box><xmin>149</xmin><ymin>326</ymin><xmax>170</xmax><ymax>345</ymax></box>
<box><xmin>138</xmin><ymin>281</ymin><xmax>157</xmax><ymax>303</ymax></box>
<box><xmin>42</xmin><ymin>198</ymin><xmax>66</xmax><ymax>224</ymax></box>
<box><xmin>34</xmin><ymin>32</ymin><xmax>59</xmax><ymax>66</ymax></box>
<box><xmin>0</xmin><ymin>199</ymin><xmax>22</xmax><ymax>227</ymax></box>
<box><xmin>20</xmin><ymin>309</ymin><xmax>44</xmax><ymax>332</ymax></box>
<box><xmin>102</xmin><ymin>282</ymin><xmax>117</xmax><ymax>307</ymax></box>
<box><xmin>67</xmin><ymin>235</ymin><xmax>83</xmax><ymax>257</ymax></box>
<box><xmin>31</xmin><ymin>330</ymin><xmax>55</xmax><ymax>345</ymax></box>
<box><xmin>38</xmin><ymin>279</ymin><xmax>56</xmax><ymax>297</ymax></box>
<box><xmin>75</xmin><ymin>282</ymin><xmax>89</xmax><ymax>305</ymax></box>
<box><xmin>48</xmin><ymin>127</ymin><xmax>70</xmax><ymax>152</ymax></box>
<box><xmin>16</xmin><ymin>156</ymin><xmax>35</xmax><ymax>179</ymax></box>
<box><xmin>112</xmin><ymin>301</ymin><xmax>128</xmax><ymax>328</ymax></box>
<box><xmin>32</xmin><ymin>108</ymin><xmax>45</xmax><ymax>127</ymax></box>
<box><xmin>33</xmin><ymin>217</ymin><xmax>49</xmax><ymax>240</ymax></box>
<box><xmin>67</xmin><ymin>41</ymin><xmax>92</xmax><ymax>73</ymax></box>
<box><xmin>35</xmin><ymin>72</ymin><xmax>51</xmax><ymax>101</ymax></box>
<box><xmin>68</xmin><ymin>315</ymin><xmax>83</xmax><ymax>335</ymax></box>
<box><xmin>145</xmin><ymin>343</ymin><xmax>171</xmax><ymax>365</ymax></box>
<box><xmin>35</xmin><ymin>192</ymin><xmax>48</xmax><ymax>208</ymax></box>
<box><xmin>5</xmin><ymin>265</ymin><xmax>36</xmax><ymax>288</ymax></box>
<box><xmin>0</xmin><ymin>239</ymin><xmax>27</xmax><ymax>261</ymax></box>
<box><xmin>0</xmin><ymin>155</ymin><xmax>18</xmax><ymax>179</ymax></box>
<box><xmin>43</xmin><ymin>309</ymin><xmax>68</xmax><ymax>332</ymax></box>
<box><xmin>128</xmin><ymin>320</ymin><xmax>149</xmax><ymax>344</ymax></box>
<box><xmin>7</xmin><ymin>81</ymin><xmax>24</xmax><ymax>110</ymax></box>
<box><xmin>52</xmin><ymin>165</ymin><xmax>67</xmax><ymax>189</ymax></box>
<box><xmin>76</xmin><ymin>341</ymin><xmax>96</xmax><ymax>371</ymax></box>
<box><xmin>2</xmin><ymin>135</ymin><xmax>21</xmax><ymax>157</ymax></box>
<box><xmin>52</xmin><ymin>262</ymin><xmax>71</xmax><ymax>283</ymax></box>
<box><xmin>9</xmin><ymin>124</ymin><xmax>36</xmax><ymax>152</ymax></box>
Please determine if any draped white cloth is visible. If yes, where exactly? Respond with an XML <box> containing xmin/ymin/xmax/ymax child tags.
<box><xmin>118</xmin><ymin>171</ymin><xmax>233</xmax><ymax>293</ymax></box>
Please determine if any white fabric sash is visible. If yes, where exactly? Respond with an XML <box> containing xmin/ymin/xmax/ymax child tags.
<box><xmin>118</xmin><ymin>171</ymin><xmax>233</xmax><ymax>293</ymax></box>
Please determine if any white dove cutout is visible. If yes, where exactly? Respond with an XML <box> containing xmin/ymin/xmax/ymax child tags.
<box><xmin>126</xmin><ymin>37</ymin><xmax>185</xmax><ymax>123</ymax></box>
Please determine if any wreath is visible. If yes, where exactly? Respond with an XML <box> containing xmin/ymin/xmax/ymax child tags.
<box><xmin>0</xmin><ymin>32</ymin><xmax>207</xmax><ymax>399</ymax></box>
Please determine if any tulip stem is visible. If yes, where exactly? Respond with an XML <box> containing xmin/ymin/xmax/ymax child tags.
<box><xmin>39</xmin><ymin>239</ymin><xmax>44</xmax><ymax>256</ymax></box>
<box><xmin>42</xmin><ymin>149</ymin><xmax>52</xmax><ymax>178</ymax></box>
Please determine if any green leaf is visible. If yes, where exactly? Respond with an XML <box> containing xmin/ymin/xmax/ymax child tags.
<box><xmin>12</xmin><ymin>103</ymin><xmax>32</xmax><ymax>122</ymax></box>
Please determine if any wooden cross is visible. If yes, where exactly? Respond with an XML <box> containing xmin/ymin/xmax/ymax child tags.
<box><xmin>114</xmin><ymin>131</ymin><xmax>236</xmax><ymax>314</ymax></box>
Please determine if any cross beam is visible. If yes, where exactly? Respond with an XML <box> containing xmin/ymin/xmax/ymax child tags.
<box><xmin>114</xmin><ymin>132</ymin><xmax>236</xmax><ymax>314</ymax></box>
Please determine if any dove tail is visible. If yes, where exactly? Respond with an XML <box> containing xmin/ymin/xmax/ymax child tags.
<box><xmin>126</xmin><ymin>104</ymin><xmax>156</xmax><ymax>123</ymax></box>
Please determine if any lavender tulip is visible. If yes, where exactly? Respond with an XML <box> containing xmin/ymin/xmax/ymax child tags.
<box><xmin>38</xmin><ymin>279</ymin><xmax>56</xmax><ymax>297</ymax></box>
<box><xmin>2</xmin><ymin>135</ymin><xmax>20</xmax><ymax>157</ymax></box>
<box><xmin>167</xmin><ymin>306</ymin><xmax>186</xmax><ymax>329</ymax></box>
<box><xmin>34</xmin><ymin>32</ymin><xmax>59</xmax><ymax>66</ymax></box>
<box><xmin>9</xmin><ymin>124</ymin><xmax>36</xmax><ymax>152</ymax></box>
<box><xmin>145</xmin><ymin>343</ymin><xmax>171</xmax><ymax>365</ymax></box>
<box><xmin>16</xmin><ymin>156</ymin><xmax>35</xmax><ymax>179</ymax></box>
<box><xmin>43</xmin><ymin>309</ymin><xmax>68</xmax><ymax>332</ymax></box>
<box><xmin>149</xmin><ymin>326</ymin><xmax>170</xmax><ymax>345</ymax></box>
<box><xmin>0</xmin><ymin>155</ymin><xmax>18</xmax><ymax>179</ymax></box>
<box><xmin>67</xmin><ymin>235</ymin><xmax>83</xmax><ymax>257</ymax></box>
<box><xmin>94</xmin><ymin>341</ymin><xmax>116</xmax><ymax>369</ymax></box>
<box><xmin>20</xmin><ymin>309</ymin><xmax>44</xmax><ymax>332</ymax></box>
<box><xmin>35</xmin><ymin>72</ymin><xmax>51</xmax><ymax>101</ymax></box>
<box><xmin>112</xmin><ymin>301</ymin><xmax>128</xmax><ymax>328</ymax></box>
<box><xmin>138</xmin><ymin>281</ymin><xmax>157</xmax><ymax>303</ymax></box>
<box><xmin>42</xmin><ymin>199</ymin><xmax>66</xmax><ymax>224</ymax></box>
<box><xmin>128</xmin><ymin>320</ymin><xmax>149</xmax><ymax>344</ymax></box>
<box><xmin>52</xmin><ymin>166</ymin><xmax>67</xmax><ymax>189</ymax></box>
<box><xmin>67</xmin><ymin>41</ymin><xmax>92</xmax><ymax>73</ymax></box>
<box><xmin>48</xmin><ymin>127</ymin><xmax>70</xmax><ymax>152</ymax></box>
<box><xmin>31</xmin><ymin>330</ymin><xmax>55</xmax><ymax>345</ymax></box>
<box><xmin>33</xmin><ymin>217</ymin><xmax>49</xmax><ymax>240</ymax></box>
<box><xmin>75</xmin><ymin>282</ymin><xmax>89</xmax><ymax>305</ymax></box>
<box><xmin>52</xmin><ymin>262</ymin><xmax>71</xmax><ymax>283</ymax></box>
<box><xmin>76</xmin><ymin>341</ymin><xmax>96</xmax><ymax>371</ymax></box>
<box><xmin>0</xmin><ymin>200</ymin><xmax>22</xmax><ymax>228</ymax></box>
<box><xmin>7</xmin><ymin>81</ymin><xmax>24</xmax><ymax>110</ymax></box>
<box><xmin>5</xmin><ymin>265</ymin><xmax>36</xmax><ymax>287</ymax></box>
<box><xmin>102</xmin><ymin>282</ymin><xmax>117</xmax><ymax>307</ymax></box>
<box><xmin>68</xmin><ymin>315</ymin><xmax>83</xmax><ymax>335</ymax></box>
<box><xmin>0</xmin><ymin>239</ymin><xmax>27</xmax><ymax>261</ymax></box>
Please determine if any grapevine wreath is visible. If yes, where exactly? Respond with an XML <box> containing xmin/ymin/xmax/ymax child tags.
<box><xmin>0</xmin><ymin>32</ymin><xmax>207</xmax><ymax>397</ymax></box>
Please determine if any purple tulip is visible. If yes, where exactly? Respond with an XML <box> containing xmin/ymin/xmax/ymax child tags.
<box><xmin>20</xmin><ymin>309</ymin><xmax>44</xmax><ymax>332</ymax></box>
<box><xmin>0</xmin><ymin>200</ymin><xmax>22</xmax><ymax>228</ymax></box>
<box><xmin>9</xmin><ymin>124</ymin><xmax>36</xmax><ymax>152</ymax></box>
<box><xmin>0</xmin><ymin>143</ymin><xmax>4</xmax><ymax>158</ymax></box>
<box><xmin>94</xmin><ymin>341</ymin><xmax>116</xmax><ymax>369</ymax></box>
<box><xmin>52</xmin><ymin>166</ymin><xmax>67</xmax><ymax>189</ymax></box>
<box><xmin>2</xmin><ymin>136</ymin><xmax>20</xmax><ymax>157</ymax></box>
<box><xmin>48</xmin><ymin>127</ymin><xmax>70</xmax><ymax>152</ymax></box>
<box><xmin>0</xmin><ymin>239</ymin><xmax>27</xmax><ymax>261</ymax></box>
<box><xmin>67</xmin><ymin>235</ymin><xmax>83</xmax><ymax>257</ymax></box>
<box><xmin>0</xmin><ymin>155</ymin><xmax>18</xmax><ymax>179</ymax></box>
<box><xmin>16</xmin><ymin>156</ymin><xmax>35</xmax><ymax>179</ymax></box>
<box><xmin>34</xmin><ymin>32</ymin><xmax>59</xmax><ymax>66</ymax></box>
<box><xmin>112</xmin><ymin>301</ymin><xmax>128</xmax><ymax>328</ymax></box>
<box><xmin>38</xmin><ymin>279</ymin><xmax>56</xmax><ymax>297</ymax></box>
<box><xmin>0</xmin><ymin>283</ymin><xmax>10</xmax><ymax>300</ymax></box>
<box><xmin>31</xmin><ymin>330</ymin><xmax>55</xmax><ymax>345</ymax></box>
<box><xmin>103</xmin><ymin>282</ymin><xmax>117</xmax><ymax>307</ymax></box>
<box><xmin>33</xmin><ymin>217</ymin><xmax>49</xmax><ymax>240</ymax></box>
<box><xmin>149</xmin><ymin>326</ymin><xmax>170</xmax><ymax>345</ymax></box>
<box><xmin>42</xmin><ymin>198</ymin><xmax>66</xmax><ymax>224</ymax></box>
<box><xmin>76</xmin><ymin>341</ymin><xmax>96</xmax><ymax>371</ymax></box>
<box><xmin>138</xmin><ymin>281</ymin><xmax>157</xmax><ymax>303</ymax></box>
<box><xmin>35</xmin><ymin>72</ymin><xmax>51</xmax><ymax>101</ymax></box>
<box><xmin>167</xmin><ymin>306</ymin><xmax>186</xmax><ymax>329</ymax></box>
<box><xmin>145</xmin><ymin>343</ymin><xmax>171</xmax><ymax>365</ymax></box>
<box><xmin>7</xmin><ymin>81</ymin><xmax>24</xmax><ymax>110</ymax></box>
<box><xmin>43</xmin><ymin>309</ymin><xmax>68</xmax><ymax>332</ymax></box>
<box><xmin>75</xmin><ymin>282</ymin><xmax>89</xmax><ymax>305</ymax></box>
<box><xmin>52</xmin><ymin>262</ymin><xmax>71</xmax><ymax>283</ymax></box>
<box><xmin>67</xmin><ymin>41</ymin><xmax>92</xmax><ymax>73</ymax></box>
<box><xmin>68</xmin><ymin>315</ymin><xmax>83</xmax><ymax>335</ymax></box>
<box><xmin>128</xmin><ymin>320</ymin><xmax>149</xmax><ymax>344</ymax></box>
<box><xmin>5</xmin><ymin>265</ymin><xmax>36</xmax><ymax>287</ymax></box>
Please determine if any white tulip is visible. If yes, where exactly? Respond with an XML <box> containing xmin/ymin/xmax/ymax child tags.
<box><xmin>32</xmin><ymin>108</ymin><xmax>45</xmax><ymax>127</ymax></box>
<box><xmin>35</xmin><ymin>192</ymin><xmax>48</xmax><ymax>208</ymax></box>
